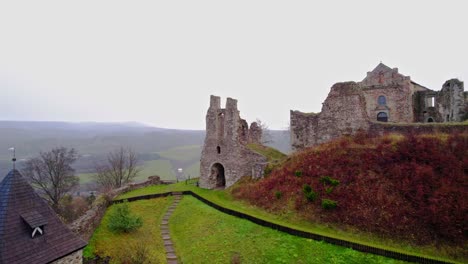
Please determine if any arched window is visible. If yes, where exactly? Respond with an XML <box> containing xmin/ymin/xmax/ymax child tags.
<box><xmin>378</xmin><ymin>95</ymin><xmax>386</xmax><ymax>105</ymax></box>
<box><xmin>427</xmin><ymin>117</ymin><xmax>434</xmax><ymax>123</ymax></box>
<box><xmin>377</xmin><ymin>112</ymin><xmax>388</xmax><ymax>122</ymax></box>
<box><xmin>216</xmin><ymin>146</ymin><xmax>221</xmax><ymax>154</ymax></box>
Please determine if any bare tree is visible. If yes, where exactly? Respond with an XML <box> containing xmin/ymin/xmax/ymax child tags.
<box><xmin>94</xmin><ymin>147</ymin><xmax>141</xmax><ymax>189</ymax></box>
<box><xmin>256</xmin><ymin>119</ymin><xmax>273</xmax><ymax>144</ymax></box>
<box><xmin>22</xmin><ymin>147</ymin><xmax>79</xmax><ymax>210</ymax></box>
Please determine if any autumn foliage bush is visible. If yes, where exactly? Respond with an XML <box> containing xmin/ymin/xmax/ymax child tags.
<box><xmin>232</xmin><ymin>133</ymin><xmax>467</xmax><ymax>246</ymax></box>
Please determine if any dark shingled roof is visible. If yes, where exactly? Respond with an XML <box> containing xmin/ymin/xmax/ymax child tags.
<box><xmin>0</xmin><ymin>170</ymin><xmax>87</xmax><ymax>264</ymax></box>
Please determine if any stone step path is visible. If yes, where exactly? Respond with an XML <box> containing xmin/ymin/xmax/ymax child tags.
<box><xmin>161</xmin><ymin>192</ymin><xmax>183</xmax><ymax>264</ymax></box>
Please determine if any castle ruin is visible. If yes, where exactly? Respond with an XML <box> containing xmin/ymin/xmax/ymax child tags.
<box><xmin>291</xmin><ymin>63</ymin><xmax>468</xmax><ymax>150</ymax></box>
<box><xmin>200</xmin><ymin>95</ymin><xmax>267</xmax><ymax>189</ymax></box>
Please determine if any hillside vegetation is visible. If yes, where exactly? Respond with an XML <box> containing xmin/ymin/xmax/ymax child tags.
<box><xmin>170</xmin><ymin>196</ymin><xmax>405</xmax><ymax>264</ymax></box>
<box><xmin>233</xmin><ymin>133</ymin><xmax>467</xmax><ymax>251</ymax></box>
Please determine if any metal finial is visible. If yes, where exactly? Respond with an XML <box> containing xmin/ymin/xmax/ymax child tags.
<box><xmin>9</xmin><ymin>147</ymin><xmax>16</xmax><ymax>170</ymax></box>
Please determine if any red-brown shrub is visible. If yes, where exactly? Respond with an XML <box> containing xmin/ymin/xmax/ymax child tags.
<box><xmin>233</xmin><ymin>133</ymin><xmax>468</xmax><ymax>246</ymax></box>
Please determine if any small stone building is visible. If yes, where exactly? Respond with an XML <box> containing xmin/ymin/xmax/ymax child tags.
<box><xmin>200</xmin><ymin>95</ymin><xmax>267</xmax><ymax>189</ymax></box>
<box><xmin>291</xmin><ymin>63</ymin><xmax>468</xmax><ymax>150</ymax></box>
<box><xmin>0</xmin><ymin>170</ymin><xmax>87</xmax><ymax>264</ymax></box>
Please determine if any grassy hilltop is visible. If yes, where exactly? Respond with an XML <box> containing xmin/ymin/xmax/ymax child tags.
<box><xmin>234</xmin><ymin>133</ymin><xmax>467</xmax><ymax>255</ymax></box>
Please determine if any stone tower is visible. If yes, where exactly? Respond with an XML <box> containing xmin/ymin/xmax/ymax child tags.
<box><xmin>200</xmin><ymin>95</ymin><xmax>267</xmax><ymax>189</ymax></box>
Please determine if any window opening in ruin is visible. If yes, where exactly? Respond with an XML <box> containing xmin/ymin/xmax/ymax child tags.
<box><xmin>378</xmin><ymin>96</ymin><xmax>386</xmax><ymax>105</ymax></box>
<box><xmin>428</xmin><ymin>97</ymin><xmax>435</xmax><ymax>107</ymax></box>
<box><xmin>377</xmin><ymin>112</ymin><xmax>388</xmax><ymax>122</ymax></box>
<box><xmin>447</xmin><ymin>115</ymin><xmax>450</xmax><ymax>122</ymax></box>
<box><xmin>217</xmin><ymin>146</ymin><xmax>221</xmax><ymax>154</ymax></box>
<box><xmin>217</xmin><ymin>112</ymin><xmax>225</xmax><ymax>139</ymax></box>
<box><xmin>427</xmin><ymin>117</ymin><xmax>434</xmax><ymax>123</ymax></box>
<box><xmin>211</xmin><ymin>163</ymin><xmax>225</xmax><ymax>188</ymax></box>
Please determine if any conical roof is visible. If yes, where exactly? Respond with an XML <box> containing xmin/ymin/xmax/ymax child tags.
<box><xmin>0</xmin><ymin>170</ymin><xmax>87</xmax><ymax>264</ymax></box>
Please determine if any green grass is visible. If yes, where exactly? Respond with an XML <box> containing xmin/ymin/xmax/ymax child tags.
<box><xmin>171</xmin><ymin>196</ymin><xmax>407</xmax><ymax>263</ymax></box>
<box><xmin>116</xmin><ymin>182</ymin><xmax>464</xmax><ymax>263</ymax></box>
<box><xmin>247</xmin><ymin>143</ymin><xmax>287</xmax><ymax>162</ymax></box>
<box><xmin>78</xmin><ymin>159</ymin><xmax>176</xmax><ymax>185</ymax></box>
<box><xmin>83</xmin><ymin>197</ymin><xmax>173</xmax><ymax>263</ymax></box>
<box><xmin>184</xmin><ymin>161</ymin><xmax>200</xmax><ymax>178</ymax></box>
<box><xmin>135</xmin><ymin>159</ymin><xmax>176</xmax><ymax>181</ymax></box>
<box><xmin>157</xmin><ymin>145</ymin><xmax>202</xmax><ymax>161</ymax></box>
<box><xmin>77</xmin><ymin>172</ymin><xmax>96</xmax><ymax>184</ymax></box>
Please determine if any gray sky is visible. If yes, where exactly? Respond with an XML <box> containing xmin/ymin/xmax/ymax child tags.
<box><xmin>1</xmin><ymin>1</ymin><xmax>467</xmax><ymax>130</ymax></box>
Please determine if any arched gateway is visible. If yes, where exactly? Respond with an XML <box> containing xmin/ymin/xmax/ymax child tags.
<box><xmin>211</xmin><ymin>163</ymin><xmax>225</xmax><ymax>188</ymax></box>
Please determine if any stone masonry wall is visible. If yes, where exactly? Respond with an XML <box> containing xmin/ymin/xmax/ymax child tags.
<box><xmin>200</xmin><ymin>95</ymin><xmax>267</xmax><ymax>189</ymax></box>
<box><xmin>51</xmin><ymin>250</ymin><xmax>83</xmax><ymax>264</ymax></box>
<box><xmin>368</xmin><ymin>122</ymin><xmax>468</xmax><ymax>136</ymax></box>
<box><xmin>436</xmin><ymin>79</ymin><xmax>466</xmax><ymax>122</ymax></box>
<box><xmin>361</xmin><ymin>84</ymin><xmax>414</xmax><ymax>123</ymax></box>
<box><xmin>315</xmin><ymin>82</ymin><xmax>369</xmax><ymax>145</ymax></box>
<box><xmin>290</xmin><ymin>111</ymin><xmax>318</xmax><ymax>150</ymax></box>
<box><xmin>291</xmin><ymin>63</ymin><xmax>468</xmax><ymax>150</ymax></box>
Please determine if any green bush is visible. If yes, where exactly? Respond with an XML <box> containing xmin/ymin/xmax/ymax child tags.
<box><xmin>294</xmin><ymin>170</ymin><xmax>302</xmax><ymax>177</ymax></box>
<box><xmin>264</xmin><ymin>165</ymin><xmax>274</xmax><ymax>176</ymax></box>
<box><xmin>108</xmin><ymin>200</ymin><xmax>143</xmax><ymax>233</ymax></box>
<box><xmin>321</xmin><ymin>199</ymin><xmax>338</xmax><ymax>210</ymax></box>
<box><xmin>325</xmin><ymin>187</ymin><xmax>334</xmax><ymax>194</ymax></box>
<box><xmin>302</xmin><ymin>184</ymin><xmax>317</xmax><ymax>202</ymax></box>
<box><xmin>320</xmin><ymin>176</ymin><xmax>340</xmax><ymax>186</ymax></box>
<box><xmin>274</xmin><ymin>191</ymin><xmax>282</xmax><ymax>199</ymax></box>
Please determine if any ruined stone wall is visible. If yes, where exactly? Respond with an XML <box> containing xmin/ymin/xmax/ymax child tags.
<box><xmin>51</xmin><ymin>250</ymin><xmax>83</xmax><ymax>264</ymax></box>
<box><xmin>360</xmin><ymin>64</ymin><xmax>415</xmax><ymax>123</ymax></box>
<box><xmin>290</xmin><ymin>63</ymin><xmax>467</xmax><ymax>150</ymax></box>
<box><xmin>368</xmin><ymin>122</ymin><xmax>468</xmax><ymax>136</ymax></box>
<box><xmin>200</xmin><ymin>95</ymin><xmax>267</xmax><ymax>189</ymax></box>
<box><xmin>291</xmin><ymin>82</ymin><xmax>370</xmax><ymax>150</ymax></box>
<box><xmin>413</xmin><ymin>90</ymin><xmax>441</xmax><ymax>122</ymax></box>
<box><xmin>361</xmin><ymin>84</ymin><xmax>414</xmax><ymax>123</ymax></box>
<box><xmin>290</xmin><ymin>111</ymin><xmax>319</xmax><ymax>150</ymax></box>
<box><xmin>314</xmin><ymin>82</ymin><xmax>370</xmax><ymax>145</ymax></box>
<box><xmin>436</xmin><ymin>79</ymin><xmax>466</xmax><ymax>122</ymax></box>
<box><xmin>248</xmin><ymin>122</ymin><xmax>262</xmax><ymax>144</ymax></box>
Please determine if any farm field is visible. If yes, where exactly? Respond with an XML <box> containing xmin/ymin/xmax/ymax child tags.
<box><xmin>77</xmin><ymin>159</ymin><xmax>177</xmax><ymax>186</ymax></box>
<box><xmin>157</xmin><ymin>145</ymin><xmax>202</xmax><ymax>161</ymax></box>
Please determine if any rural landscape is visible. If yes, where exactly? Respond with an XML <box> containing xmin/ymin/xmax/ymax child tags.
<box><xmin>1</xmin><ymin>1</ymin><xmax>467</xmax><ymax>264</ymax></box>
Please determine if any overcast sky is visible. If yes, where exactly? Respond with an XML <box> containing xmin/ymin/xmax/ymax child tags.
<box><xmin>1</xmin><ymin>1</ymin><xmax>467</xmax><ymax>130</ymax></box>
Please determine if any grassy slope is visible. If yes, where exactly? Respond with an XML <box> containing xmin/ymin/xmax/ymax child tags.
<box><xmin>247</xmin><ymin>143</ymin><xmax>287</xmax><ymax>162</ymax></box>
<box><xmin>171</xmin><ymin>196</ymin><xmax>406</xmax><ymax>264</ymax></box>
<box><xmin>77</xmin><ymin>159</ymin><xmax>176</xmax><ymax>185</ymax></box>
<box><xmin>184</xmin><ymin>161</ymin><xmax>200</xmax><ymax>177</ymax></box>
<box><xmin>83</xmin><ymin>197</ymin><xmax>173</xmax><ymax>264</ymax></box>
<box><xmin>157</xmin><ymin>145</ymin><xmax>202</xmax><ymax>161</ymax></box>
<box><xmin>77</xmin><ymin>172</ymin><xmax>96</xmax><ymax>184</ymax></box>
<box><xmin>117</xmin><ymin>182</ymin><xmax>462</xmax><ymax>263</ymax></box>
<box><xmin>136</xmin><ymin>159</ymin><xmax>176</xmax><ymax>181</ymax></box>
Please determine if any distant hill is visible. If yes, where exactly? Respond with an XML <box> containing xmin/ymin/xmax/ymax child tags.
<box><xmin>0</xmin><ymin>121</ymin><xmax>290</xmax><ymax>179</ymax></box>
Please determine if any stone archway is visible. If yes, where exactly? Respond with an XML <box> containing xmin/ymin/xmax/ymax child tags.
<box><xmin>211</xmin><ymin>163</ymin><xmax>225</xmax><ymax>188</ymax></box>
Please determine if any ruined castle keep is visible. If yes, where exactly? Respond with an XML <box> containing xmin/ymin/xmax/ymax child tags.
<box><xmin>200</xmin><ymin>95</ymin><xmax>267</xmax><ymax>189</ymax></box>
<box><xmin>291</xmin><ymin>63</ymin><xmax>468</xmax><ymax>150</ymax></box>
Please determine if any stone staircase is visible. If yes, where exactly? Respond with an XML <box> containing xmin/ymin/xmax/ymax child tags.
<box><xmin>161</xmin><ymin>192</ymin><xmax>183</xmax><ymax>264</ymax></box>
